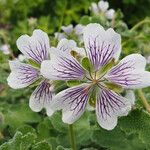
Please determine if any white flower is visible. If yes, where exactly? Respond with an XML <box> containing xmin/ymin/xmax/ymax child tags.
<box><xmin>91</xmin><ymin>2</ymin><xmax>99</xmax><ymax>15</ymax></box>
<box><xmin>61</xmin><ymin>24</ymin><xmax>73</xmax><ymax>34</ymax></box>
<box><xmin>7</xmin><ymin>29</ymin><xmax>54</xmax><ymax>116</ymax></box>
<box><xmin>0</xmin><ymin>44</ymin><xmax>10</xmax><ymax>55</ymax></box>
<box><xmin>55</xmin><ymin>24</ymin><xmax>85</xmax><ymax>43</ymax></box>
<box><xmin>105</xmin><ymin>9</ymin><xmax>115</xmax><ymax>20</ymax></box>
<box><xmin>90</xmin><ymin>1</ymin><xmax>115</xmax><ymax>20</ymax></box>
<box><xmin>54</xmin><ymin>32</ymin><xmax>66</xmax><ymax>41</ymax></box>
<box><xmin>41</xmin><ymin>23</ymin><xmax>150</xmax><ymax>130</ymax></box>
<box><xmin>98</xmin><ymin>0</ymin><xmax>109</xmax><ymax>12</ymax></box>
<box><xmin>146</xmin><ymin>55</ymin><xmax>150</xmax><ymax>64</ymax></box>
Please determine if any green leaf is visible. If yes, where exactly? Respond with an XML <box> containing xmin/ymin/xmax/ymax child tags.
<box><xmin>16</xmin><ymin>124</ymin><xmax>36</xmax><ymax>135</ymax></box>
<box><xmin>82</xmin><ymin>57</ymin><xmax>92</xmax><ymax>71</ymax></box>
<box><xmin>67</xmin><ymin>80</ymin><xmax>81</xmax><ymax>87</ymax></box>
<box><xmin>28</xmin><ymin>59</ymin><xmax>40</xmax><ymax>69</ymax></box>
<box><xmin>31</xmin><ymin>141</ymin><xmax>52</xmax><ymax>150</ymax></box>
<box><xmin>37</xmin><ymin>117</ymin><xmax>53</xmax><ymax>140</ymax></box>
<box><xmin>3</xmin><ymin>104</ymin><xmax>41</xmax><ymax>133</ymax></box>
<box><xmin>49</xmin><ymin>112</ymin><xmax>68</xmax><ymax>133</ymax></box>
<box><xmin>79</xmin><ymin>16</ymin><xmax>91</xmax><ymax>25</ymax></box>
<box><xmin>0</xmin><ymin>131</ymin><xmax>36</xmax><ymax>150</ymax></box>
<box><xmin>56</xmin><ymin>146</ymin><xmax>71</xmax><ymax>150</ymax></box>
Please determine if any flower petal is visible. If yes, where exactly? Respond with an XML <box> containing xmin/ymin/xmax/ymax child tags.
<box><xmin>7</xmin><ymin>61</ymin><xmax>39</xmax><ymax>89</ymax></box>
<box><xmin>16</xmin><ymin>29</ymin><xmax>50</xmax><ymax>64</ymax></box>
<box><xmin>54</xmin><ymin>32</ymin><xmax>66</xmax><ymax>41</ymax></box>
<box><xmin>29</xmin><ymin>80</ymin><xmax>54</xmax><ymax>116</ymax></box>
<box><xmin>125</xmin><ymin>90</ymin><xmax>135</xmax><ymax>106</ymax></box>
<box><xmin>96</xmin><ymin>88</ymin><xmax>131</xmax><ymax>130</ymax></box>
<box><xmin>74</xmin><ymin>24</ymin><xmax>85</xmax><ymax>35</ymax></box>
<box><xmin>90</xmin><ymin>3</ymin><xmax>99</xmax><ymax>15</ymax></box>
<box><xmin>105</xmin><ymin>9</ymin><xmax>115</xmax><ymax>20</ymax></box>
<box><xmin>98</xmin><ymin>0</ymin><xmax>109</xmax><ymax>12</ymax></box>
<box><xmin>56</xmin><ymin>38</ymin><xmax>86</xmax><ymax>57</ymax></box>
<box><xmin>41</xmin><ymin>52</ymin><xmax>85</xmax><ymax>80</ymax></box>
<box><xmin>61</xmin><ymin>24</ymin><xmax>73</xmax><ymax>34</ymax></box>
<box><xmin>51</xmin><ymin>84</ymin><xmax>90</xmax><ymax>124</ymax></box>
<box><xmin>83</xmin><ymin>23</ymin><xmax>121</xmax><ymax>70</ymax></box>
<box><xmin>106</xmin><ymin>54</ymin><xmax>150</xmax><ymax>89</ymax></box>
<box><xmin>57</xmin><ymin>38</ymin><xmax>77</xmax><ymax>53</ymax></box>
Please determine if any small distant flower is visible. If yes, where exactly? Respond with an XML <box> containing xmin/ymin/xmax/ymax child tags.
<box><xmin>0</xmin><ymin>44</ymin><xmax>10</xmax><ymax>55</ymax></box>
<box><xmin>146</xmin><ymin>55</ymin><xmax>150</xmax><ymax>64</ymax></box>
<box><xmin>7</xmin><ymin>29</ymin><xmax>54</xmax><ymax>116</ymax></box>
<box><xmin>55</xmin><ymin>24</ymin><xmax>85</xmax><ymax>42</ymax></box>
<box><xmin>98</xmin><ymin>0</ymin><xmax>109</xmax><ymax>12</ymax></box>
<box><xmin>61</xmin><ymin>24</ymin><xmax>73</xmax><ymax>34</ymax></box>
<box><xmin>105</xmin><ymin>9</ymin><xmax>115</xmax><ymax>20</ymax></box>
<box><xmin>41</xmin><ymin>23</ymin><xmax>150</xmax><ymax>130</ymax></box>
<box><xmin>90</xmin><ymin>0</ymin><xmax>115</xmax><ymax>20</ymax></box>
<box><xmin>91</xmin><ymin>3</ymin><xmax>99</xmax><ymax>15</ymax></box>
<box><xmin>54</xmin><ymin>32</ymin><xmax>66</xmax><ymax>41</ymax></box>
<box><xmin>28</xmin><ymin>17</ymin><xmax>37</xmax><ymax>26</ymax></box>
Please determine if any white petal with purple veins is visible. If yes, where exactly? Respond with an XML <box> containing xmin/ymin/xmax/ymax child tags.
<box><xmin>96</xmin><ymin>88</ymin><xmax>131</xmax><ymax>130</ymax></box>
<box><xmin>17</xmin><ymin>29</ymin><xmax>50</xmax><ymax>64</ymax></box>
<box><xmin>57</xmin><ymin>39</ymin><xmax>77</xmax><ymax>53</ymax></box>
<box><xmin>51</xmin><ymin>84</ymin><xmax>90</xmax><ymax>124</ymax></box>
<box><xmin>7</xmin><ymin>61</ymin><xmax>39</xmax><ymax>89</ymax></box>
<box><xmin>55</xmin><ymin>38</ymin><xmax>86</xmax><ymax>57</ymax></box>
<box><xmin>106</xmin><ymin>54</ymin><xmax>150</xmax><ymax>89</ymax></box>
<box><xmin>29</xmin><ymin>80</ymin><xmax>54</xmax><ymax>116</ymax></box>
<box><xmin>41</xmin><ymin>52</ymin><xmax>85</xmax><ymax>80</ymax></box>
<box><xmin>83</xmin><ymin>23</ymin><xmax>121</xmax><ymax>70</ymax></box>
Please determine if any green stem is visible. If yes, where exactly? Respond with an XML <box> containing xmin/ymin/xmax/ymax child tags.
<box><xmin>68</xmin><ymin>124</ymin><xmax>77</xmax><ymax>150</ymax></box>
<box><xmin>130</xmin><ymin>18</ymin><xmax>150</xmax><ymax>32</ymax></box>
<box><xmin>122</xmin><ymin>18</ymin><xmax>150</xmax><ymax>48</ymax></box>
<box><xmin>138</xmin><ymin>89</ymin><xmax>150</xmax><ymax>113</ymax></box>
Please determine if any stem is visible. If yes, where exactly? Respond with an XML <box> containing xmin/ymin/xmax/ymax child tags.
<box><xmin>122</xmin><ymin>18</ymin><xmax>150</xmax><ymax>48</ymax></box>
<box><xmin>68</xmin><ymin>124</ymin><xmax>77</xmax><ymax>150</ymax></box>
<box><xmin>130</xmin><ymin>18</ymin><xmax>150</xmax><ymax>32</ymax></box>
<box><xmin>138</xmin><ymin>89</ymin><xmax>150</xmax><ymax>113</ymax></box>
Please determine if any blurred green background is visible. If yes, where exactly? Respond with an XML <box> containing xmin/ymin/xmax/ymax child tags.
<box><xmin>0</xmin><ymin>0</ymin><xmax>150</xmax><ymax>150</ymax></box>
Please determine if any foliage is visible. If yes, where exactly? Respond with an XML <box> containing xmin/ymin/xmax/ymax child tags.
<box><xmin>1</xmin><ymin>0</ymin><xmax>150</xmax><ymax>149</ymax></box>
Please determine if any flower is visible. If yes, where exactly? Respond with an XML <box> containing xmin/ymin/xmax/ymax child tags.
<box><xmin>90</xmin><ymin>0</ymin><xmax>115</xmax><ymax>20</ymax></box>
<box><xmin>91</xmin><ymin>2</ymin><xmax>99</xmax><ymax>15</ymax></box>
<box><xmin>7</xmin><ymin>29</ymin><xmax>54</xmax><ymax>116</ymax></box>
<box><xmin>7</xmin><ymin>29</ymin><xmax>83</xmax><ymax>116</ymax></box>
<box><xmin>41</xmin><ymin>23</ymin><xmax>150</xmax><ymax>130</ymax></box>
<box><xmin>105</xmin><ymin>9</ymin><xmax>115</xmax><ymax>20</ymax></box>
<box><xmin>55</xmin><ymin>24</ymin><xmax>85</xmax><ymax>42</ymax></box>
<box><xmin>0</xmin><ymin>44</ymin><xmax>10</xmax><ymax>55</ymax></box>
<box><xmin>98</xmin><ymin>0</ymin><xmax>109</xmax><ymax>12</ymax></box>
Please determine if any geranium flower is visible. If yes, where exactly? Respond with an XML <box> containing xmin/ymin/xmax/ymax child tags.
<box><xmin>7</xmin><ymin>29</ymin><xmax>54</xmax><ymax>116</ymax></box>
<box><xmin>7</xmin><ymin>29</ymin><xmax>80</xmax><ymax>116</ymax></box>
<box><xmin>90</xmin><ymin>0</ymin><xmax>115</xmax><ymax>20</ymax></box>
<box><xmin>0</xmin><ymin>44</ymin><xmax>10</xmax><ymax>55</ymax></box>
<box><xmin>41</xmin><ymin>23</ymin><xmax>150</xmax><ymax>130</ymax></box>
<box><xmin>55</xmin><ymin>24</ymin><xmax>85</xmax><ymax>42</ymax></box>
